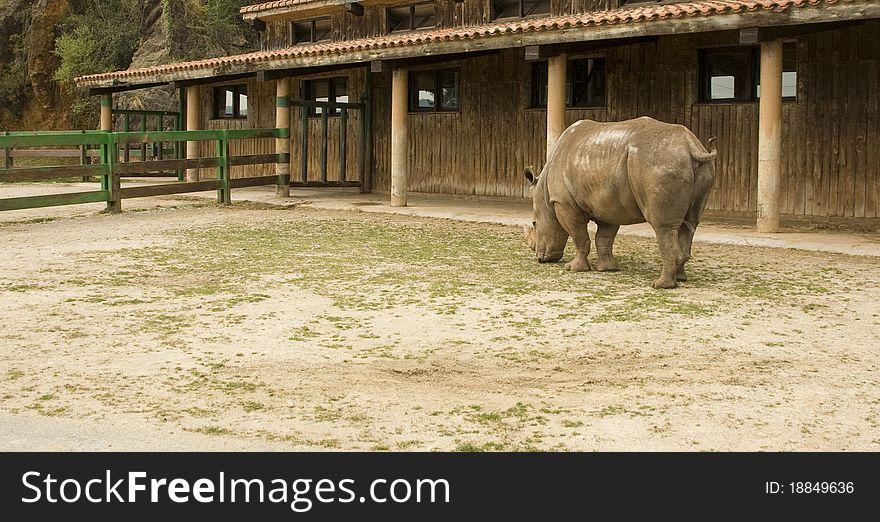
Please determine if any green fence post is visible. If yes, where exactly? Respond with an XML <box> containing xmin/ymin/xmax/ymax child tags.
<box><xmin>216</xmin><ymin>131</ymin><xmax>231</xmax><ymax>205</ymax></box>
<box><xmin>104</xmin><ymin>132</ymin><xmax>121</xmax><ymax>213</ymax></box>
<box><xmin>80</xmin><ymin>144</ymin><xmax>89</xmax><ymax>182</ymax></box>
<box><xmin>123</xmin><ymin>113</ymin><xmax>131</xmax><ymax>163</ymax></box>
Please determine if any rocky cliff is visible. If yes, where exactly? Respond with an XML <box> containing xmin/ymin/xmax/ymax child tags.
<box><xmin>0</xmin><ymin>0</ymin><xmax>256</xmax><ymax>130</ymax></box>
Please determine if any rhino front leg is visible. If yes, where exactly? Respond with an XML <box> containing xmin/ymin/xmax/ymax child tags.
<box><xmin>594</xmin><ymin>221</ymin><xmax>621</xmax><ymax>272</ymax></box>
<box><xmin>554</xmin><ymin>202</ymin><xmax>592</xmax><ymax>272</ymax></box>
<box><xmin>651</xmin><ymin>225</ymin><xmax>684</xmax><ymax>289</ymax></box>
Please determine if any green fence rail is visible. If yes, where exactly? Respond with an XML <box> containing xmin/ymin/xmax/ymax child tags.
<box><xmin>113</xmin><ymin>109</ymin><xmax>183</xmax><ymax>179</ymax></box>
<box><xmin>0</xmin><ymin>128</ymin><xmax>288</xmax><ymax>213</ymax></box>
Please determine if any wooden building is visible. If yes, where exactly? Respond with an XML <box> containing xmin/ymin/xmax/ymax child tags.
<box><xmin>76</xmin><ymin>0</ymin><xmax>880</xmax><ymax>229</ymax></box>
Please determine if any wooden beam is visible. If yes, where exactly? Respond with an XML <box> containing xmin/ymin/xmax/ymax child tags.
<box><xmin>524</xmin><ymin>36</ymin><xmax>658</xmax><ymax>60</ymax></box>
<box><xmin>87</xmin><ymin>82</ymin><xmax>167</xmax><ymax>96</ymax></box>
<box><xmin>171</xmin><ymin>73</ymin><xmax>255</xmax><ymax>89</ymax></box>
<box><xmin>374</xmin><ymin>50</ymin><xmax>500</xmax><ymax>70</ymax></box>
<box><xmin>80</xmin><ymin>4</ymin><xmax>879</xmax><ymax>90</ymax></box>
<box><xmin>345</xmin><ymin>2</ymin><xmax>364</xmax><ymax>16</ymax></box>
<box><xmin>740</xmin><ymin>19</ymin><xmax>865</xmax><ymax>44</ymax></box>
<box><xmin>256</xmin><ymin>63</ymin><xmax>356</xmax><ymax>82</ymax></box>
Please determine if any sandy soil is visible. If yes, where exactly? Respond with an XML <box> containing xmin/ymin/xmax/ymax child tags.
<box><xmin>1</xmin><ymin>203</ymin><xmax>878</xmax><ymax>451</ymax></box>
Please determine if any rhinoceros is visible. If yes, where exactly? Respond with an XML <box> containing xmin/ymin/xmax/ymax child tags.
<box><xmin>523</xmin><ymin>117</ymin><xmax>717</xmax><ymax>289</ymax></box>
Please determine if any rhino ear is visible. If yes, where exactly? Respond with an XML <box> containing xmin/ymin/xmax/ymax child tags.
<box><xmin>523</xmin><ymin>166</ymin><xmax>537</xmax><ymax>185</ymax></box>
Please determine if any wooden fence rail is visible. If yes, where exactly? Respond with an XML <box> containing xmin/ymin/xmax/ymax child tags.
<box><xmin>0</xmin><ymin>128</ymin><xmax>288</xmax><ymax>212</ymax></box>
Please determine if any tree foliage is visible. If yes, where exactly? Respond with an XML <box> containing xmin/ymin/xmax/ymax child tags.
<box><xmin>164</xmin><ymin>0</ymin><xmax>257</xmax><ymax>60</ymax></box>
<box><xmin>0</xmin><ymin>8</ymin><xmax>31</xmax><ymax>118</ymax></box>
<box><xmin>53</xmin><ymin>0</ymin><xmax>145</xmax><ymax>85</ymax></box>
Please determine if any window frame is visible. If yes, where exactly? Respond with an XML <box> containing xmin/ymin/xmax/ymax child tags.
<box><xmin>698</xmin><ymin>42</ymin><xmax>798</xmax><ymax>104</ymax></box>
<box><xmin>408</xmin><ymin>68</ymin><xmax>461</xmax><ymax>113</ymax></box>
<box><xmin>212</xmin><ymin>84</ymin><xmax>249</xmax><ymax>120</ymax></box>
<box><xmin>292</xmin><ymin>17</ymin><xmax>332</xmax><ymax>45</ymax></box>
<box><xmin>529</xmin><ymin>57</ymin><xmax>607</xmax><ymax>109</ymax></box>
<box><xmin>491</xmin><ymin>0</ymin><xmax>551</xmax><ymax>21</ymax></box>
<box><xmin>386</xmin><ymin>2</ymin><xmax>436</xmax><ymax>33</ymax></box>
<box><xmin>303</xmin><ymin>76</ymin><xmax>349</xmax><ymax>117</ymax></box>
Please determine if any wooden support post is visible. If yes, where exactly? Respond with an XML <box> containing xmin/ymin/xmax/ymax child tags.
<box><xmin>300</xmin><ymin>105</ymin><xmax>309</xmax><ymax>182</ymax></box>
<box><xmin>757</xmin><ymin>40</ymin><xmax>783</xmax><ymax>233</ymax></box>
<box><xmin>100</xmin><ymin>94</ymin><xmax>112</xmax><ymax>132</ymax></box>
<box><xmin>186</xmin><ymin>86</ymin><xmax>201</xmax><ymax>182</ymax></box>
<box><xmin>546</xmin><ymin>53</ymin><xmax>567</xmax><ymax>158</ymax></box>
<box><xmin>275</xmin><ymin>78</ymin><xmax>291</xmax><ymax>197</ymax></box>
<box><xmin>361</xmin><ymin>70</ymin><xmax>373</xmax><ymax>193</ymax></box>
<box><xmin>390</xmin><ymin>67</ymin><xmax>408</xmax><ymax>207</ymax></box>
<box><xmin>176</xmin><ymin>88</ymin><xmax>185</xmax><ymax>181</ymax></box>
<box><xmin>340</xmin><ymin>108</ymin><xmax>348</xmax><ymax>182</ymax></box>
<box><xmin>320</xmin><ymin>109</ymin><xmax>329</xmax><ymax>183</ymax></box>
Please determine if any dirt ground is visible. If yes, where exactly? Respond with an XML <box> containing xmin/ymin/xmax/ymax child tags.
<box><xmin>1</xmin><ymin>201</ymin><xmax>879</xmax><ymax>451</ymax></box>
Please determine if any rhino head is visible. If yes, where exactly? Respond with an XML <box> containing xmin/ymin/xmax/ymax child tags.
<box><xmin>523</xmin><ymin>166</ymin><xmax>568</xmax><ymax>263</ymax></box>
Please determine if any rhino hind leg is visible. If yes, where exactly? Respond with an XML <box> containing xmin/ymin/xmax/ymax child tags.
<box><xmin>553</xmin><ymin>202</ymin><xmax>592</xmax><ymax>272</ymax></box>
<box><xmin>594</xmin><ymin>222</ymin><xmax>621</xmax><ymax>272</ymax></box>
<box><xmin>676</xmin><ymin>221</ymin><xmax>697</xmax><ymax>281</ymax></box>
<box><xmin>651</xmin><ymin>225</ymin><xmax>685</xmax><ymax>289</ymax></box>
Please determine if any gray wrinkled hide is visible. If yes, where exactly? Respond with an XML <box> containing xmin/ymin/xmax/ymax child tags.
<box><xmin>525</xmin><ymin>116</ymin><xmax>717</xmax><ymax>289</ymax></box>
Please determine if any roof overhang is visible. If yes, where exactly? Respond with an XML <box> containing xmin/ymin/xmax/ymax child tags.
<box><xmin>240</xmin><ymin>0</ymin><xmax>347</xmax><ymax>21</ymax></box>
<box><xmin>77</xmin><ymin>0</ymin><xmax>879</xmax><ymax>92</ymax></box>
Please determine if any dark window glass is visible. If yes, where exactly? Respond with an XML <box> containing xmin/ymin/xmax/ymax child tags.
<box><xmin>387</xmin><ymin>2</ymin><xmax>435</xmax><ymax>33</ymax></box>
<box><xmin>700</xmin><ymin>43</ymin><xmax>798</xmax><ymax>102</ymax></box>
<box><xmin>293</xmin><ymin>17</ymin><xmax>332</xmax><ymax>44</ymax></box>
<box><xmin>530</xmin><ymin>58</ymin><xmax>606</xmax><ymax>109</ymax></box>
<box><xmin>492</xmin><ymin>0</ymin><xmax>550</xmax><ymax>20</ymax></box>
<box><xmin>408</xmin><ymin>69</ymin><xmax>461</xmax><ymax>112</ymax></box>
<box><xmin>213</xmin><ymin>85</ymin><xmax>248</xmax><ymax>119</ymax></box>
<box><xmin>304</xmin><ymin>77</ymin><xmax>348</xmax><ymax>116</ymax></box>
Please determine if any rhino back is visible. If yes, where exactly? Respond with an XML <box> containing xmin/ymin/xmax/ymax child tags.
<box><xmin>545</xmin><ymin>117</ymin><xmax>702</xmax><ymax>225</ymax></box>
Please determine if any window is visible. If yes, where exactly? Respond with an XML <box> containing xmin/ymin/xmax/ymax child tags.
<box><xmin>293</xmin><ymin>17</ymin><xmax>331</xmax><ymax>44</ymax></box>
<box><xmin>699</xmin><ymin>43</ymin><xmax>798</xmax><ymax>103</ymax></box>
<box><xmin>409</xmin><ymin>69</ymin><xmax>460</xmax><ymax>112</ymax></box>
<box><xmin>530</xmin><ymin>58</ymin><xmax>606</xmax><ymax>108</ymax></box>
<box><xmin>304</xmin><ymin>77</ymin><xmax>348</xmax><ymax>116</ymax></box>
<box><xmin>492</xmin><ymin>0</ymin><xmax>550</xmax><ymax>20</ymax></box>
<box><xmin>387</xmin><ymin>2</ymin><xmax>436</xmax><ymax>33</ymax></box>
<box><xmin>213</xmin><ymin>85</ymin><xmax>248</xmax><ymax>119</ymax></box>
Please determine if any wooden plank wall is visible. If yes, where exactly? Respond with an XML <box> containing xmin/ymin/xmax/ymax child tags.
<box><xmin>367</xmin><ymin>22</ymin><xmax>880</xmax><ymax>218</ymax></box>
<box><xmin>231</xmin><ymin>6</ymin><xmax>878</xmax><ymax>219</ymax></box>
<box><xmin>197</xmin><ymin>77</ymin><xmax>275</xmax><ymax>180</ymax></box>
<box><xmin>291</xmin><ymin>67</ymin><xmax>367</xmax><ymax>183</ymax></box>
<box><xmin>196</xmin><ymin>67</ymin><xmax>367</xmax><ymax>183</ymax></box>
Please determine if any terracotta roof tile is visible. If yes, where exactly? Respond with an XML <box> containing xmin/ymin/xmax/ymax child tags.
<box><xmin>77</xmin><ymin>0</ymin><xmax>848</xmax><ymax>86</ymax></box>
<box><xmin>241</xmin><ymin>0</ymin><xmax>309</xmax><ymax>14</ymax></box>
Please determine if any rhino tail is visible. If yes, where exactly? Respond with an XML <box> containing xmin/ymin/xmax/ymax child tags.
<box><xmin>691</xmin><ymin>136</ymin><xmax>718</xmax><ymax>163</ymax></box>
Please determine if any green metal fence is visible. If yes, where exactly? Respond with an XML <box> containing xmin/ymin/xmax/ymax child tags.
<box><xmin>0</xmin><ymin>128</ymin><xmax>288</xmax><ymax>212</ymax></box>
